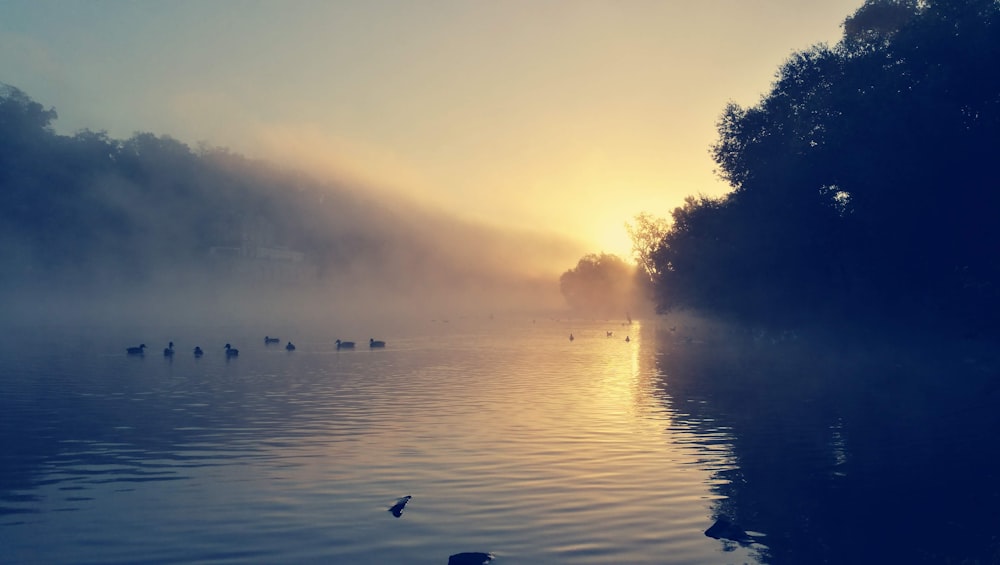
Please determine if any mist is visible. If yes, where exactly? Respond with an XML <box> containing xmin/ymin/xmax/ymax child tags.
<box><xmin>0</xmin><ymin>84</ymin><xmax>586</xmax><ymax>329</ymax></box>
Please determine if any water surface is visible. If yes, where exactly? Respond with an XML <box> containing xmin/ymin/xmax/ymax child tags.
<box><xmin>5</xmin><ymin>317</ymin><xmax>996</xmax><ymax>564</ymax></box>
<box><xmin>0</xmin><ymin>318</ymin><xmax>754</xmax><ymax>564</ymax></box>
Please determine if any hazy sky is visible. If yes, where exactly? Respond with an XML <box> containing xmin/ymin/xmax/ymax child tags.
<box><xmin>1</xmin><ymin>0</ymin><xmax>861</xmax><ymax>257</ymax></box>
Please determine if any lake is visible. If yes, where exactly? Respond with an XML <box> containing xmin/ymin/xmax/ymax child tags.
<box><xmin>1</xmin><ymin>315</ymin><xmax>998</xmax><ymax>564</ymax></box>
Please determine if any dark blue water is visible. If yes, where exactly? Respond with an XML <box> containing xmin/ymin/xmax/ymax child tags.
<box><xmin>2</xmin><ymin>316</ymin><xmax>997</xmax><ymax>564</ymax></box>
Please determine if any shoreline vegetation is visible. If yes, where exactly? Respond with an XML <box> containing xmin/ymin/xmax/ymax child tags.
<box><xmin>2</xmin><ymin>1</ymin><xmax>998</xmax><ymax>342</ymax></box>
<box><xmin>0</xmin><ymin>84</ymin><xmax>573</xmax><ymax>322</ymax></box>
<box><xmin>564</xmin><ymin>0</ymin><xmax>1000</xmax><ymax>344</ymax></box>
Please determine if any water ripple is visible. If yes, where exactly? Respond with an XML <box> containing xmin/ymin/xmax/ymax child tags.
<box><xmin>0</xmin><ymin>320</ymin><xmax>753</xmax><ymax>564</ymax></box>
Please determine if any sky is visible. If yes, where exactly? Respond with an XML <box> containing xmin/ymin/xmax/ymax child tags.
<box><xmin>1</xmin><ymin>0</ymin><xmax>862</xmax><ymax>258</ymax></box>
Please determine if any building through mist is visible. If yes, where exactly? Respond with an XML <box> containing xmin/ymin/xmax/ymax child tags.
<box><xmin>207</xmin><ymin>213</ymin><xmax>312</xmax><ymax>283</ymax></box>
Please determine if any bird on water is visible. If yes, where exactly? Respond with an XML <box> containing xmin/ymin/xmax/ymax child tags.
<box><xmin>369</xmin><ymin>338</ymin><xmax>386</xmax><ymax>348</ymax></box>
<box><xmin>448</xmin><ymin>553</ymin><xmax>494</xmax><ymax>565</ymax></box>
<box><xmin>224</xmin><ymin>343</ymin><xmax>239</xmax><ymax>357</ymax></box>
<box><xmin>388</xmin><ymin>495</ymin><xmax>411</xmax><ymax>517</ymax></box>
<box><xmin>127</xmin><ymin>344</ymin><xmax>146</xmax><ymax>355</ymax></box>
<box><xmin>336</xmin><ymin>339</ymin><xmax>355</xmax><ymax>349</ymax></box>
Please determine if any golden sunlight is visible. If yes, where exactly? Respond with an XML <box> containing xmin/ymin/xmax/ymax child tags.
<box><xmin>596</xmin><ymin>222</ymin><xmax>635</xmax><ymax>261</ymax></box>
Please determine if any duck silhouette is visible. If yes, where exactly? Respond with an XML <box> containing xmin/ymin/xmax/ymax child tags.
<box><xmin>224</xmin><ymin>343</ymin><xmax>239</xmax><ymax>357</ymax></box>
<box><xmin>126</xmin><ymin>344</ymin><xmax>146</xmax><ymax>355</ymax></box>
<box><xmin>265</xmin><ymin>336</ymin><xmax>279</xmax><ymax>344</ymax></box>
<box><xmin>285</xmin><ymin>341</ymin><xmax>296</xmax><ymax>351</ymax></box>
<box><xmin>448</xmin><ymin>553</ymin><xmax>493</xmax><ymax>565</ymax></box>
<box><xmin>388</xmin><ymin>495</ymin><xmax>411</xmax><ymax>517</ymax></box>
<box><xmin>336</xmin><ymin>339</ymin><xmax>355</xmax><ymax>349</ymax></box>
<box><xmin>193</xmin><ymin>346</ymin><xmax>203</xmax><ymax>357</ymax></box>
<box><xmin>369</xmin><ymin>338</ymin><xmax>386</xmax><ymax>348</ymax></box>
<box><xmin>163</xmin><ymin>341</ymin><xmax>175</xmax><ymax>357</ymax></box>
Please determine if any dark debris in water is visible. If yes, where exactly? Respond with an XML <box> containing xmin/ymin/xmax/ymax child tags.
<box><xmin>705</xmin><ymin>516</ymin><xmax>757</xmax><ymax>545</ymax></box>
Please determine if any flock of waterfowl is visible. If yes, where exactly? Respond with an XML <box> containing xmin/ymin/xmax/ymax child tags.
<box><xmin>131</xmin><ymin>328</ymin><xmax>634</xmax><ymax>357</ymax></box>
<box><xmin>126</xmin><ymin>336</ymin><xmax>388</xmax><ymax>357</ymax></box>
<box><xmin>132</xmin><ymin>326</ymin><xmax>632</xmax><ymax>358</ymax></box>
<box><xmin>569</xmin><ymin>331</ymin><xmax>631</xmax><ymax>342</ymax></box>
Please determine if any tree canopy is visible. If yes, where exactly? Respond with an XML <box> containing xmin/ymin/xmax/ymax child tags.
<box><xmin>559</xmin><ymin>253</ymin><xmax>638</xmax><ymax>318</ymax></box>
<box><xmin>645</xmin><ymin>0</ymin><xmax>1000</xmax><ymax>335</ymax></box>
<box><xmin>0</xmin><ymin>83</ymin><xmax>565</xmax><ymax>305</ymax></box>
<box><xmin>0</xmin><ymin>87</ymin><xmax>362</xmax><ymax>286</ymax></box>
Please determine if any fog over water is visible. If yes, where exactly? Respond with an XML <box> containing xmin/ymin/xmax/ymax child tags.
<box><xmin>5</xmin><ymin>0</ymin><xmax>1000</xmax><ymax>560</ymax></box>
<box><xmin>0</xmin><ymin>90</ymin><xmax>588</xmax><ymax>329</ymax></box>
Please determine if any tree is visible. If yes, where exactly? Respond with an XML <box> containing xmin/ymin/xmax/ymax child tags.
<box><xmin>0</xmin><ymin>83</ymin><xmax>57</xmax><ymax>141</ymax></box>
<box><xmin>559</xmin><ymin>253</ymin><xmax>636</xmax><ymax>318</ymax></box>
<box><xmin>626</xmin><ymin>213</ymin><xmax>670</xmax><ymax>282</ymax></box>
<box><xmin>843</xmin><ymin>0</ymin><xmax>918</xmax><ymax>42</ymax></box>
<box><xmin>647</xmin><ymin>0</ymin><xmax>1000</xmax><ymax>332</ymax></box>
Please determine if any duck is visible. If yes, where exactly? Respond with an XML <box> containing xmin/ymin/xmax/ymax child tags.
<box><xmin>335</xmin><ymin>339</ymin><xmax>355</xmax><ymax>349</ymax></box>
<box><xmin>569</xmin><ymin>333</ymin><xmax>574</xmax><ymax>341</ymax></box>
<box><xmin>369</xmin><ymin>338</ymin><xmax>386</xmax><ymax>348</ymax></box>
<box><xmin>265</xmin><ymin>336</ymin><xmax>280</xmax><ymax>344</ymax></box>
<box><xmin>388</xmin><ymin>495</ymin><xmax>411</xmax><ymax>517</ymax></box>
<box><xmin>448</xmin><ymin>553</ymin><xmax>494</xmax><ymax>565</ymax></box>
<box><xmin>163</xmin><ymin>341</ymin><xmax>175</xmax><ymax>357</ymax></box>
<box><xmin>126</xmin><ymin>344</ymin><xmax>146</xmax><ymax>355</ymax></box>
<box><xmin>193</xmin><ymin>346</ymin><xmax>204</xmax><ymax>357</ymax></box>
<box><xmin>224</xmin><ymin>343</ymin><xmax>239</xmax><ymax>357</ymax></box>
<box><xmin>285</xmin><ymin>341</ymin><xmax>296</xmax><ymax>351</ymax></box>
<box><xmin>625</xmin><ymin>336</ymin><xmax>631</xmax><ymax>342</ymax></box>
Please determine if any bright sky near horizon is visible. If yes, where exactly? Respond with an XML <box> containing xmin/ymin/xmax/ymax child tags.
<box><xmin>1</xmin><ymin>0</ymin><xmax>861</xmax><ymax>258</ymax></box>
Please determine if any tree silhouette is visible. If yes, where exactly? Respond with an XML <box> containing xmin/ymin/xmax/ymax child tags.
<box><xmin>559</xmin><ymin>253</ymin><xmax>637</xmax><ymax>318</ymax></box>
<box><xmin>626</xmin><ymin>212</ymin><xmax>670</xmax><ymax>282</ymax></box>
<box><xmin>647</xmin><ymin>0</ymin><xmax>1000</xmax><ymax>334</ymax></box>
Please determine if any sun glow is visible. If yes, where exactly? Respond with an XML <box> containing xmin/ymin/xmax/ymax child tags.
<box><xmin>595</xmin><ymin>222</ymin><xmax>636</xmax><ymax>262</ymax></box>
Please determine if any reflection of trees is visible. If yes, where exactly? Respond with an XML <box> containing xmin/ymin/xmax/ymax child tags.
<box><xmin>654</xmin><ymin>325</ymin><xmax>1000</xmax><ymax>564</ymax></box>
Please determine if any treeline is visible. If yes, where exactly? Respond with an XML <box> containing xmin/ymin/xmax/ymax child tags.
<box><xmin>558</xmin><ymin>253</ymin><xmax>644</xmax><ymax>319</ymax></box>
<box><xmin>0</xmin><ymin>83</ymin><xmax>398</xmax><ymax>287</ymax></box>
<box><xmin>0</xmin><ymin>84</ymin><xmax>574</xmax><ymax>308</ymax></box>
<box><xmin>644</xmin><ymin>0</ymin><xmax>1000</xmax><ymax>336</ymax></box>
